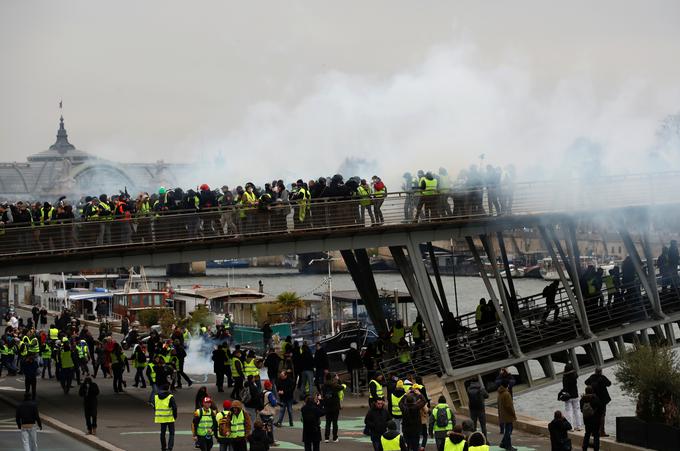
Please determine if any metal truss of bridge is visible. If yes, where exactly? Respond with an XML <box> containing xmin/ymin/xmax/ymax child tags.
<box><xmin>3</xmin><ymin>172</ymin><xmax>680</xmax><ymax>407</ymax></box>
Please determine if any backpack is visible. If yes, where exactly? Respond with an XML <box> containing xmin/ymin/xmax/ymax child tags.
<box><xmin>581</xmin><ymin>401</ymin><xmax>595</xmax><ymax>419</ymax></box>
<box><xmin>240</xmin><ymin>386</ymin><xmax>252</xmax><ymax>404</ymax></box>
<box><xmin>374</xmin><ymin>181</ymin><xmax>385</xmax><ymax>191</ymax></box>
<box><xmin>436</xmin><ymin>407</ymin><xmax>450</xmax><ymax>428</ymax></box>
<box><xmin>218</xmin><ymin>412</ymin><xmax>230</xmax><ymax>438</ymax></box>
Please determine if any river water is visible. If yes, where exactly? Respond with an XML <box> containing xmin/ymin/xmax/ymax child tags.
<box><xmin>146</xmin><ymin>266</ymin><xmax>633</xmax><ymax>435</ymax></box>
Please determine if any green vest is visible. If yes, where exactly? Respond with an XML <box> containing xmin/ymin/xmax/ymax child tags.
<box><xmin>154</xmin><ymin>394</ymin><xmax>174</xmax><ymax>423</ymax></box>
<box><xmin>60</xmin><ymin>350</ymin><xmax>74</xmax><ymax>369</ymax></box>
<box><xmin>148</xmin><ymin>362</ymin><xmax>157</xmax><ymax>383</ymax></box>
<box><xmin>39</xmin><ymin>207</ymin><xmax>55</xmax><ymax>225</ymax></box>
<box><xmin>76</xmin><ymin>344</ymin><xmax>88</xmax><ymax>359</ymax></box>
<box><xmin>195</xmin><ymin>408</ymin><xmax>214</xmax><ymax>437</ymax></box>
<box><xmin>391</xmin><ymin>326</ymin><xmax>405</xmax><ymax>344</ymax></box>
<box><xmin>423</xmin><ymin>178</ymin><xmax>438</xmax><ymax>195</ymax></box>
<box><xmin>49</xmin><ymin>328</ymin><xmax>59</xmax><ymax>340</ymax></box>
<box><xmin>0</xmin><ymin>344</ymin><xmax>13</xmax><ymax>356</ymax></box>
<box><xmin>99</xmin><ymin>202</ymin><xmax>113</xmax><ymax>220</ymax></box>
<box><xmin>398</xmin><ymin>349</ymin><xmax>411</xmax><ymax>364</ymax></box>
<box><xmin>230</xmin><ymin>410</ymin><xmax>245</xmax><ymax>438</ymax></box>
<box><xmin>432</xmin><ymin>404</ymin><xmax>454</xmax><ymax>431</ymax></box>
<box><xmin>412</xmin><ymin>321</ymin><xmax>422</xmax><ymax>339</ymax></box>
<box><xmin>231</xmin><ymin>357</ymin><xmax>241</xmax><ymax>376</ymax></box>
<box><xmin>391</xmin><ymin>393</ymin><xmax>404</xmax><ymax>417</ymax></box>
<box><xmin>444</xmin><ymin>439</ymin><xmax>466</xmax><ymax>451</ymax></box>
<box><xmin>369</xmin><ymin>379</ymin><xmax>384</xmax><ymax>399</ymax></box>
<box><xmin>381</xmin><ymin>435</ymin><xmax>401</xmax><ymax>451</ymax></box>
<box><xmin>468</xmin><ymin>445</ymin><xmax>490</xmax><ymax>451</ymax></box>
<box><xmin>28</xmin><ymin>338</ymin><xmax>40</xmax><ymax>354</ymax></box>
<box><xmin>137</xmin><ymin>201</ymin><xmax>151</xmax><ymax>217</ymax></box>
<box><xmin>41</xmin><ymin>344</ymin><xmax>52</xmax><ymax>359</ymax></box>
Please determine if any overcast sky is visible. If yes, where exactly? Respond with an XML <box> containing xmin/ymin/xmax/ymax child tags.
<box><xmin>2</xmin><ymin>1</ymin><xmax>679</xmax><ymax>187</ymax></box>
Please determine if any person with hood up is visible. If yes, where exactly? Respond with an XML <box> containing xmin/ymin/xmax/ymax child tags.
<box><xmin>193</xmin><ymin>396</ymin><xmax>217</xmax><ymax>451</ymax></box>
<box><xmin>301</xmin><ymin>394</ymin><xmax>325</xmax><ymax>451</ymax></box>
<box><xmin>548</xmin><ymin>410</ymin><xmax>572</xmax><ymax>451</ymax></box>
<box><xmin>249</xmin><ymin>420</ymin><xmax>270</xmax><ymax>451</ymax></box>
<box><xmin>442</xmin><ymin>424</ymin><xmax>466</xmax><ymax>451</ymax></box>
<box><xmin>497</xmin><ymin>380</ymin><xmax>517</xmax><ymax>451</ymax></box>
<box><xmin>365</xmin><ymin>397</ymin><xmax>391</xmax><ymax>451</ymax></box>
<box><xmin>399</xmin><ymin>389</ymin><xmax>427</xmax><ymax>451</ymax></box>
<box><xmin>154</xmin><ymin>384</ymin><xmax>178</xmax><ymax>451</ymax></box>
<box><xmin>381</xmin><ymin>420</ymin><xmax>407</xmax><ymax>451</ymax></box>
<box><xmin>227</xmin><ymin>400</ymin><xmax>252</xmax><ymax>451</ymax></box>
<box><xmin>580</xmin><ymin>385</ymin><xmax>603</xmax><ymax>451</ymax></box>
<box><xmin>466</xmin><ymin>430</ymin><xmax>489</xmax><ymax>450</ymax></box>
<box><xmin>466</xmin><ymin>379</ymin><xmax>488</xmax><ymax>438</ymax></box>
<box><xmin>322</xmin><ymin>373</ymin><xmax>344</xmax><ymax>443</ymax></box>
<box><xmin>79</xmin><ymin>376</ymin><xmax>100</xmax><ymax>435</ymax></box>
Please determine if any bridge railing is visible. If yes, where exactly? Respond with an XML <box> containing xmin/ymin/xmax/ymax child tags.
<box><xmin>2</xmin><ymin>171</ymin><xmax>680</xmax><ymax>258</ymax></box>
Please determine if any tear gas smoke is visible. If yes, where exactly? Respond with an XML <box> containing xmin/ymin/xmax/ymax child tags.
<box><xmin>174</xmin><ymin>42</ymin><xmax>680</xmax><ymax>192</ymax></box>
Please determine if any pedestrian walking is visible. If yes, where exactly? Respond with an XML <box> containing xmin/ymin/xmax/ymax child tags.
<box><xmin>580</xmin><ymin>386</ymin><xmax>603</xmax><ymax>451</ymax></box>
<box><xmin>227</xmin><ymin>401</ymin><xmax>251</xmax><ymax>451</ymax></box>
<box><xmin>79</xmin><ymin>376</ymin><xmax>100</xmax><ymax>435</ymax></box>
<box><xmin>399</xmin><ymin>390</ymin><xmax>427</xmax><ymax>451</ymax></box>
<box><xmin>442</xmin><ymin>425</ymin><xmax>466</xmax><ymax>451</ymax></box>
<box><xmin>111</xmin><ymin>342</ymin><xmax>129</xmax><ymax>393</ymax></box>
<box><xmin>22</xmin><ymin>355</ymin><xmax>39</xmax><ymax>400</ymax></box>
<box><xmin>154</xmin><ymin>385</ymin><xmax>177</xmax><ymax>451</ymax></box>
<box><xmin>16</xmin><ymin>394</ymin><xmax>42</xmax><ymax>451</ymax></box>
<box><xmin>548</xmin><ymin>410</ymin><xmax>572</xmax><ymax>451</ymax></box>
<box><xmin>193</xmin><ymin>396</ymin><xmax>217</xmax><ymax>451</ymax></box>
<box><xmin>465</xmin><ymin>379</ymin><xmax>488</xmax><ymax>438</ymax></box>
<box><xmin>365</xmin><ymin>397</ymin><xmax>391</xmax><ymax>451</ymax></box>
<box><xmin>381</xmin><ymin>420</ymin><xmax>407</xmax><ymax>451</ymax></box>
<box><xmin>58</xmin><ymin>341</ymin><xmax>75</xmax><ymax>394</ymax></box>
<box><xmin>275</xmin><ymin>370</ymin><xmax>295</xmax><ymax>427</ymax></box>
<box><xmin>132</xmin><ymin>344</ymin><xmax>147</xmax><ymax>388</ymax></box>
<box><xmin>215</xmin><ymin>400</ymin><xmax>232</xmax><ymax>451</ymax></box>
<box><xmin>249</xmin><ymin>420</ymin><xmax>271</xmax><ymax>451</ymax></box>
<box><xmin>322</xmin><ymin>373</ymin><xmax>343</xmax><ymax>443</ymax></box>
<box><xmin>560</xmin><ymin>364</ymin><xmax>582</xmax><ymax>431</ymax></box>
<box><xmin>497</xmin><ymin>380</ymin><xmax>517</xmax><ymax>451</ymax></box>
<box><xmin>388</xmin><ymin>380</ymin><xmax>406</xmax><ymax>432</ymax></box>
<box><xmin>301</xmin><ymin>395</ymin><xmax>325</xmax><ymax>451</ymax></box>
<box><xmin>429</xmin><ymin>396</ymin><xmax>454</xmax><ymax>451</ymax></box>
<box><xmin>584</xmin><ymin>368</ymin><xmax>611</xmax><ymax>437</ymax></box>
<box><xmin>260</xmin><ymin>379</ymin><xmax>278</xmax><ymax>445</ymax></box>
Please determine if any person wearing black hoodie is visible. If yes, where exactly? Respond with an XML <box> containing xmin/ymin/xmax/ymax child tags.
<box><xmin>399</xmin><ymin>391</ymin><xmax>427</xmax><ymax>451</ymax></box>
<box><xmin>365</xmin><ymin>397</ymin><xmax>391</xmax><ymax>451</ymax></box>
<box><xmin>548</xmin><ymin>410</ymin><xmax>572</xmax><ymax>451</ymax></box>
<box><xmin>466</xmin><ymin>379</ymin><xmax>488</xmax><ymax>439</ymax></box>
<box><xmin>322</xmin><ymin>373</ymin><xmax>344</xmax><ymax>443</ymax></box>
<box><xmin>381</xmin><ymin>420</ymin><xmax>407</xmax><ymax>451</ymax></box>
<box><xmin>154</xmin><ymin>385</ymin><xmax>178</xmax><ymax>451</ymax></box>
<box><xmin>301</xmin><ymin>395</ymin><xmax>325</xmax><ymax>451</ymax></box>
<box><xmin>79</xmin><ymin>377</ymin><xmax>100</xmax><ymax>435</ymax></box>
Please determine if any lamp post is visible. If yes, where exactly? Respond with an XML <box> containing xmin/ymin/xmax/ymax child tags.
<box><xmin>308</xmin><ymin>251</ymin><xmax>338</xmax><ymax>335</ymax></box>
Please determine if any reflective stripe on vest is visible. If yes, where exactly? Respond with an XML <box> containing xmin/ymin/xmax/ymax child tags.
<box><xmin>381</xmin><ymin>435</ymin><xmax>401</xmax><ymax>451</ymax></box>
<box><xmin>231</xmin><ymin>411</ymin><xmax>245</xmax><ymax>437</ymax></box>
<box><xmin>195</xmin><ymin>408</ymin><xmax>214</xmax><ymax>437</ymax></box>
<box><xmin>391</xmin><ymin>393</ymin><xmax>404</xmax><ymax>417</ymax></box>
<box><xmin>444</xmin><ymin>439</ymin><xmax>466</xmax><ymax>451</ymax></box>
<box><xmin>76</xmin><ymin>344</ymin><xmax>88</xmax><ymax>359</ymax></box>
<box><xmin>154</xmin><ymin>394</ymin><xmax>174</xmax><ymax>423</ymax></box>
<box><xmin>369</xmin><ymin>379</ymin><xmax>383</xmax><ymax>398</ymax></box>
<box><xmin>28</xmin><ymin>338</ymin><xmax>40</xmax><ymax>354</ymax></box>
<box><xmin>148</xmin><ymin>363</ymin><xmax>157</xmax><ymax>383</ymax></box>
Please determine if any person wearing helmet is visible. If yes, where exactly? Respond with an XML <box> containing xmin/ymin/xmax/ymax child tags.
<box><xmin>193</xmin><ymin>396</ymin><xmax>217</xmax><ymax>450</ymax></box>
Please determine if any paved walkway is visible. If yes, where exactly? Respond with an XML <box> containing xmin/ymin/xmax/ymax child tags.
<box><xmin>0</xmin><ymin>370</ymin><xmax>558</xmax><ymax>451</ymax></box>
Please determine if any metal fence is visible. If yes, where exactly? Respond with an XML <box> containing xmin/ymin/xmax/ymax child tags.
<box><xmin>1</xmin><ymin>171</ymin><xmax>679</xmax><ymax>258</ymax></box>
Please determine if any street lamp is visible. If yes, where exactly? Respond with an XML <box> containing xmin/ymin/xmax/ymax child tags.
<box><xmin>308</xmin><ymin>251</ymin><xmax>339</xmax><ymax>335</ymax></box>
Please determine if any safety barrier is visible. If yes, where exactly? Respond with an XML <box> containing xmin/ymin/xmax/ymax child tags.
<box><xmin>1</xmin><ymin>171</ymin><xmax>679</xmax><ymax>258</ymax></box>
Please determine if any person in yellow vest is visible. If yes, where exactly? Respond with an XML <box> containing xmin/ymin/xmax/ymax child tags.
<box><xmin>49</xmin><ymin>324</ymin><xmax>60</xmax><ymax>342</ymax></box>
<box><xmin>215</xmin><ymin>400</ymin><xmax>232</xmax><ymax>451</ymax></box>
<box><xmin>369</xmin><ymin>374</ymin><xmax>385</xmax><ymax>406</ymax></box>
<box><xmin>415</xmin><ymin>171</ymin><xmax>439</xmax><ymax>221</ymax></box>
<box><xmin>58</xmin><ymin>342</ymin><xmax>75</xmax><ymax>394</ymax></box>
<box><xmin>429</xmin><ymin>396</ymin><xmax>455</xmax><ymax>451</ymax></box>
<box><xmin>390</xmin><ymin>320</ymin><xmax>406</xmax><ymax>346</ymax></box>
<box><xmin>40</xmin><ymin>341</ymin><xmax>53</xmax><ymax>379</ymax></box>
<box><xmin>357</xmin><ymin>179</ymin><xmax>376</xmax><ymax>226</ymax></box>
<box><xmin>154</xmin><ymin>384</ymin><xmax>177</xmax><ymax>451</ymax></box>
<box><xmin>226</xmin><ymin>400</ymin><xmax>252</xmax><ymax>451</ymax></box>
<box><xmin>389</xmin><ymin>380</ymin><xmax>406</xmax><ymax>432</ymax></box>
<box><xmin>381</xmin><ymin>420</ymin><xmax>407</xmax><ymax>451</ymax></box>
<box><xmin>465</xmin><ymin>430</ymin><xmax>489</xmax><ymax>451</ymax></box>
<box><xmin>442</xmin><ymin>425</ymin><xmax>467</xmax><ymax>451</ymax></box>
<box><xmin>193</xmin><ymin>396</ymin><xmax>217</xmax><ymax>450</ymax></box>
<box><xmin>292</xmin><ymin>179</ymin><xmax>309</xmax><ymax>229</ymax></box>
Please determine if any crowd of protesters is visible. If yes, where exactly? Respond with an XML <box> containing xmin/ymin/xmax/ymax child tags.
<box><xmin>0</xmin><ymin>164</ymin><xmax>515</xmax><ymax>254</ymax></box>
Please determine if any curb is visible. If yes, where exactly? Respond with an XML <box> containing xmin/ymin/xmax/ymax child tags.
<box><xmin>457</xmin><ymin>406</ymin><xmax>647</xmax><ymax>451</ymax></box>
<box><xmin>0</xmin><ymin>393</ymin><xmax>126</xmax><ymax>451</ymax></box>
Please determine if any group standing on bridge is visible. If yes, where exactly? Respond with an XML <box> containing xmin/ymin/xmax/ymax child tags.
<box><xmin>0</xmin><ymin>164</ymin><xmax>514</xmax><ymax>254</ymax></box>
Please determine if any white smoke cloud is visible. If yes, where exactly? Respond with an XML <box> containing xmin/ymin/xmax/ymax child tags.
<box><xmin>177</xmin><ymin>41</ymin><xmax>680</xmax><ymax>191</ymax></box>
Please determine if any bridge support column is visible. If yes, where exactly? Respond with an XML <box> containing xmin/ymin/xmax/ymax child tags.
<box><xmin>390</xmin><ymin>242</ymin><xmax>454</xmax><ymax>376</ymax></box>
<box><xmin>538</xmin><ymin>355</ymin><xmax>556</xmax><ymax>379</ymax></box>
<box><xmin>640</xmin><ymin>329</ymin><xmax>650</xmax><ymax>346</ymax></box>
<box><xmin>642</xmin><ymin>230</ymin><xmax>665</xmax><ymax>317</ymax></box>
<box><xmin>665</xmin><ymin>322</ymin><xmax>676</xmax><ymax>345</ymax></box>
<box><xmin>561</xmin><ymin>225</ymin><xmax>593</xmax><ymax>336</ymax></box>
<box><xmin>465</xmin><ymin>237</ymin><xmax>522</xmax><ymax>357</ymax></box>
<box><xmin>619</xmin><ymin>229</ymin><xmax>663</xmax><ymax>318</ymax></box>
<box><xmin>568</xmin><ymin>348</ymin><xmax>580</xmax><ymax>373</ymax></box>
<box><xmin>340</xmin><ymin>249</ymin><xmax>388</xmax><ymax>336</ymax></box>
<box><xmin>616</xmin><ymin>336</ymin><xmax>627</xmax><ymax>357</ymax></box>
<box><xmin>539</xmin><ymin>226</ymin><xmax>592</xmax><ymax>337</ymax></box>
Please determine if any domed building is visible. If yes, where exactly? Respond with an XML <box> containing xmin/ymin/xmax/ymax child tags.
<box><xmin>0</xmin><ymin>115</ymin><xmax>179</xmax><ymax>201</ymax></box>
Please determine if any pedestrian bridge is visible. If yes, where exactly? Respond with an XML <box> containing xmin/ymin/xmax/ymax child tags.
<box><xmin>0</xmin><ymin>171</ymin><xmax>678</xmax><ymax>276</ymax></box>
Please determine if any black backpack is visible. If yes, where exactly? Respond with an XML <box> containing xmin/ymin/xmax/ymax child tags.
<box><xmin>436</xmin><ymin>407</ymin><xmax>450</xmax><ymax>428</ymax></box>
